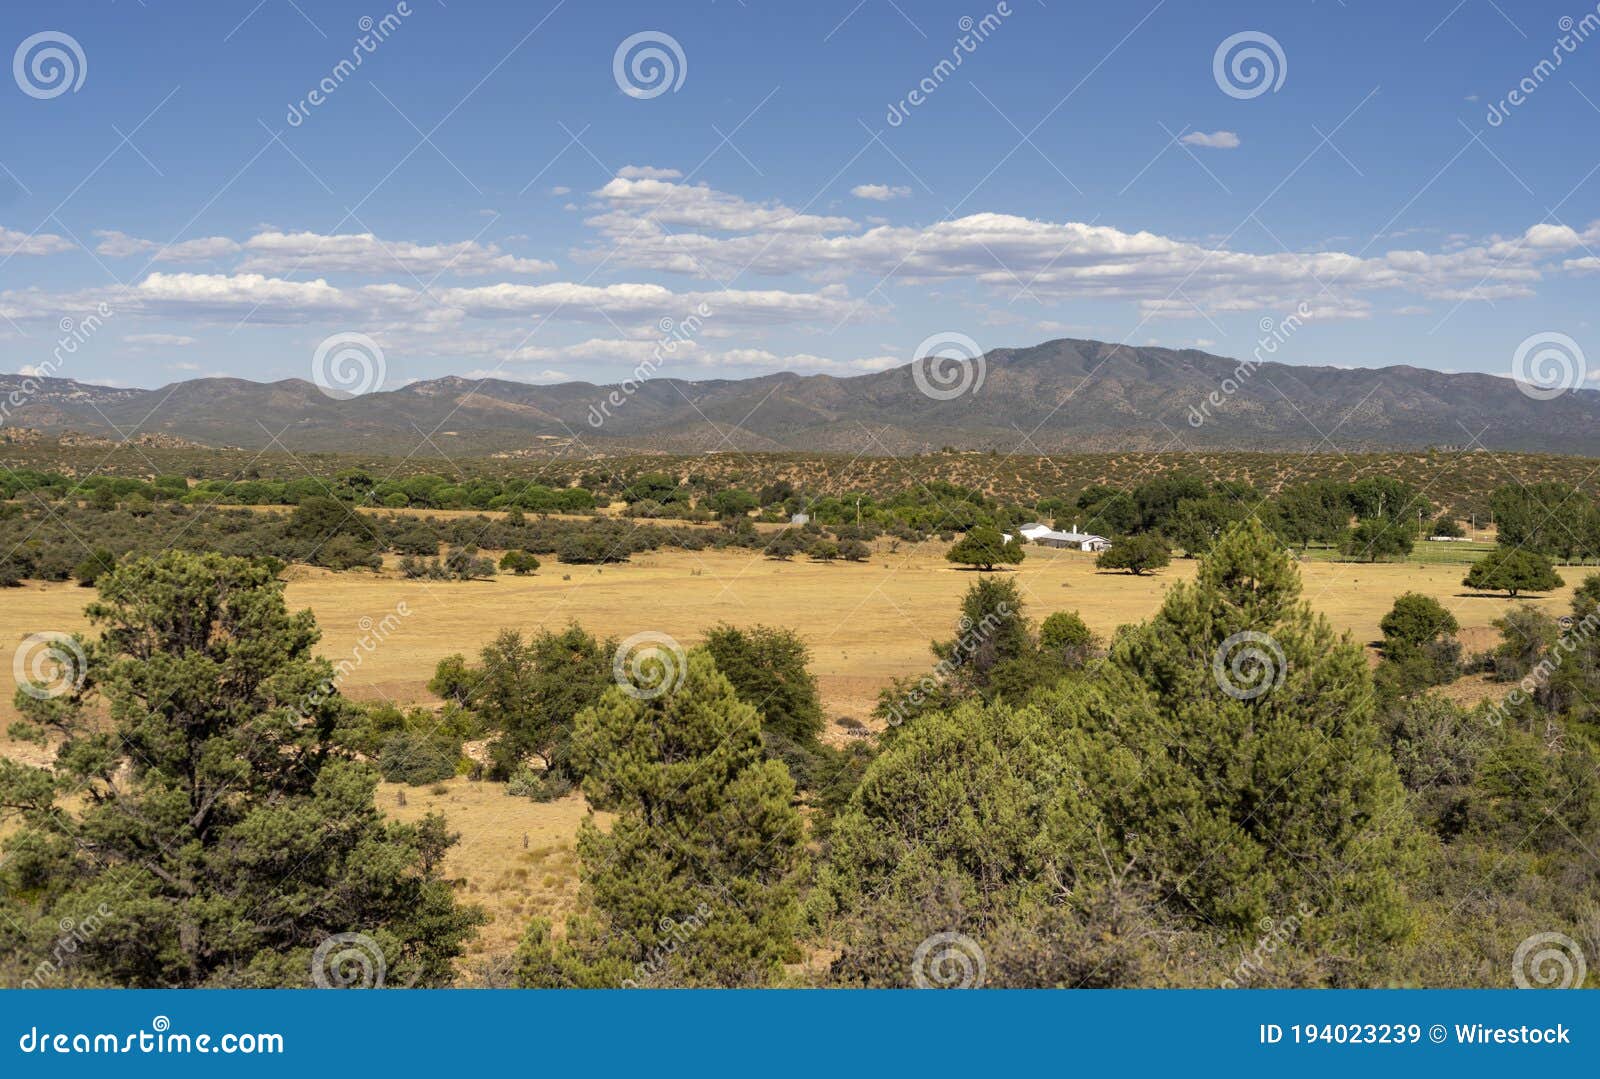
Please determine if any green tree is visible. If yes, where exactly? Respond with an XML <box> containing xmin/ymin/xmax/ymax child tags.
<box><xmin>72</xmin><ymin>547</ymin><xmax>117</xmax><ymax>588</ymax></box>
<box><xmin>1489</xmin><ymin>483</ymin><xmax>1595</xmax><ymax>560</ymax></box>
<box><xmin>1380</xmin><ymin>593</ymin><xmax>1460</xmax><ymax>651</ymax></box>
<box><xmin>1274</xmin><ymin>481</ymin><xmax>1352</xmax><ymax>549</ymax></box>
<box><xmin>515</xmin><ymin>651</ymin><xmax>806</xmax><ymax>987</ymax></box>
<box><xmin>450</xmin><ymin>625</ymin><xmax>615</xmax><ymax>780</ymax></box>
<box><xmin>764</xmin><ymin>530</ymin><xmax>804</xmax><ymax>560</ymax></box>
<box><xmin>1106</xmin><ymin>521</ymin><xmax>1422</xmax><ymax>943</ymax></box>
<box><xmin>1095</xmin><ymin>533</ymin><xmax>1170</xmax><ymax>575</ymax></box>
<box><xmin>945</xmin><ymin>526</ymin><xmax>1024</xmax><ymax>571</ymax></box>
<box><xmin>1169</xmin><ymin>497</ymin><xmax>1250</xmax><ymax>557</ymax></box>
<box><xmin>1342</xmin><ymin>517</ymin><xmax>1414</xmax><ymax>562</ymax></box>
<box><xmin>702</xmin><ymin>624</ymin><xmax>824</xmax><ymax>746</ymax></box>
<box><xmin>1464</xmin><ymin>548</ymin><xmax>1564</xmax><ymax>597</ymax></box>
<box><xmin>1376</xmin><ymin>593</ymin><xmax>1462</xmax><ymax>696</ymax></box>
<box><xmin>0</xmin><ymin>551</ymin><xmax>482</xmax><ymax>987</ymax></box>
<box><xmin>838</xmin><ymin>538</ymin><xmax>871</xmax><ymax>562</ymax></box>
<box><xmin>1133</xmin><ymin>473</ymin><xmax>1208</xmax><ymax>533</ymax></box>
<box><xmin>933</xmin><ymin>577</ymin><xmax>1035</xmax><ymax>697</ymax></box>
<box><xmin>1039</xmin><ymin>610</ymin><xmax>1097</xmax><ymax>668</ymax></box>
<box><xmin>807</xmin><ymin>539</ymin><xmax>840</xmax><ymax>562</ymax></box>
<box><xmin>286</xmin><ymin>494</ymin><xmax>369</xmax><ymax>542</ymax></box>
<box><xmin>830</xmin><ymin>520</ymin><xmax>1427</xmax><ymax>985</ymax></box>
<box><xmin>499</xmin><ymin>549</ymin><xmax>540</xmax><ymax>575</ymax></box>
<box><xmin>708</xmin><ymin>488</ymin><xmax>759</xmax><ymax>519</ymax></box>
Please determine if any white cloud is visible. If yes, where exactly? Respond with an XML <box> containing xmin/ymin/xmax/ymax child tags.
<box><xmin>0</xmin><ymin>227</ymin><xmax>74</xmax><ymax>258</ymax></box>
<box><xmin>507</xmin><ymin>337</ymin><xmax>702</xmax><ymax>365</ymax></box>
<box><xmin>463</xmin><ymin>368</ymin><xmax>573</xmax><ymax>383</ymax></box>
<box><xmin>851</xmin><ymin>184</ymin><xmax>912</xmax><ymax>201</ymax></box>
<box><xmin>125</xmin><ymin>333</ymin><xmax>197</xmax><ymax>346</ymax></box>
<box><xmin>589</xmin><ymin>175</ymin><xmax>856</xmax><ymax>238</ymax></box>
<box><xmin>584</xmin><ymin>174</ymin><xmax>1561</xmax><ymax>312</ymax></box>
<box><xmin>95</xmin><ymin>230</ymin><xmax>241</xmax><ymax>261</ymax></box>
<box><xmin>131</xmin><ymin>272</ymin><xmax>358</xmax><ymax>322</ymax></box>
<box><xmin>706</xmin><ymin>348</ymin><xmax>900</xmax><ymax>372</ymax></box>
<box><xmin>615</xmin><ymin>165</ymin><xmax>683</xmax><ymax>180</ymax></box>
<box><xmin>550</xmin><ymin>186</ymin><xmax>572</xmax><ymax>195</ymax></box>
<box><xmin>237</xmin><ymin>230</ymin><xmax>554</xmax><ymax>277</ymax></box>
<box><xmin>1179</xmin><ymin>130</ymin><xmax>1240</xmax><ymax>149</ymax></box>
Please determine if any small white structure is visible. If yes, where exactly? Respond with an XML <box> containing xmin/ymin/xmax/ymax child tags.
<box><xmin>790</xmin><ymin>513</ymin><xmax>810</xmax><ymax>526</ymax></box>
<box><xmin>1016</xmin><ymin>521</ymin><xmax>1111</xmax><ymax>553</ymax></box>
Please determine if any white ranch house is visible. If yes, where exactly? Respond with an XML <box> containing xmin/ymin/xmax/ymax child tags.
<box><xmin>1004</xmin><ymin>522</ymin><xmax>1112</xmax><ymax>552</ymax></box>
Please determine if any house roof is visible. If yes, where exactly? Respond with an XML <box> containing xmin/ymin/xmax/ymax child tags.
<box><xmin>1019</xmin><ymin>521</ymin><xmax>1107</xmax><ymax>543</ymax></box>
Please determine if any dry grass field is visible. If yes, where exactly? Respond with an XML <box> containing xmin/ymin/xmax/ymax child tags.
<box><xmin>376</xmin><ymin>780</ymin><xmax>598</xmax><ymax>976</ymax></box>
<box><xmin>1</xmin><ymin>540</ymin><xmax>1577</xmax><ymax>728</ymax></box>
<box><xmin>1</xmin><ymin>539</ymin><xmax>1582</xmax><ymax>970</ymax></box>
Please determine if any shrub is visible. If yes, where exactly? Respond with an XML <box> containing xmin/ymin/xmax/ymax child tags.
<box><xmin>378</xmin><ymin>730</ymin><xmax>459</xmax><ymax>786</ymax></box>
<box><xmin>500</xmin><ymin>549</ymin><xmax>540</xmax><ymax>575</ymax></box>
<box><xmin>73</xmin><ymin>548</ymin><xmax>118</xmax><ymax>588</ymax></box>
<box><xmin>506</xmin><ymin>767</ymin><xmax>575</xmax><ymax>802</ymax></box>
<box><xmin>838</xmin><ymin>538</ymin><xmax>871</xmax><ymax>562</ymax></box>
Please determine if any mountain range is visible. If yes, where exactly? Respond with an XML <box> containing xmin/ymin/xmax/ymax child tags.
<box><xmin>4</xmin><ymin>339</ymin><xmax>1597</xmax><ymax>457</ymax></box>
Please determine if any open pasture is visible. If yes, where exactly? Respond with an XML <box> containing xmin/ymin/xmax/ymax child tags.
<box><xmin>2</xmin><ymin>540</ymin><xmax>1572</xmax><ymax>731</ymax></box>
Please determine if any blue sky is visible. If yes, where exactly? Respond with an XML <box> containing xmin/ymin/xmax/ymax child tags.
<box><xmin>3</xmin><ymin>0</ymin><xmax>1600</xmax><ymax>391</ymax></box>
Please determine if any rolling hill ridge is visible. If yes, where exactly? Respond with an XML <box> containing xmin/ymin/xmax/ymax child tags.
<box><xmin>3</xmin><ymin>339</ymin><xmax>1595</xmax><ymax>457</ymax></box>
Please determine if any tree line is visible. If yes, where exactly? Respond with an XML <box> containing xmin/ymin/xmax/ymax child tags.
<box><xmin>6</xmin><ymin>521</ymin><xmax>1598</xmax><ymax>986</ymax></box>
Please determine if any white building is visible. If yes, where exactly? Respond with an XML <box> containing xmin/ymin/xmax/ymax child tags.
<box><xmin>1015</xmin><ymin>521</ymin><xmax>1111</xmax><ymax>552</ymax></box>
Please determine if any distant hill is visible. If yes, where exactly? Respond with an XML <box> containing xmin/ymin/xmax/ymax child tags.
<box><xmin>5</xmin><ymin>339</ymin><xmax>1599</xmax><ymax>456</ymax></box>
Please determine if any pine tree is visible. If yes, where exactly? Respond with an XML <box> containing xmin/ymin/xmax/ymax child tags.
<box><xmin>515</xmin><ymin>650</ymin><xmax>806</xmax><ymax>987</ymax></box>
<box><xmin>824</xmin><ymin>519</ymin><xmax>1423</xmax><ymax>986</ymax></box>
<box><xmin>1106</xmin><ymin>519</ymin><xmax>1422</xmax><ymax>952</ymax></box>
<box><xmin>0</xmin><ymin>552</ymin><xmax>482</xmax><ymax>987</ymax></box>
